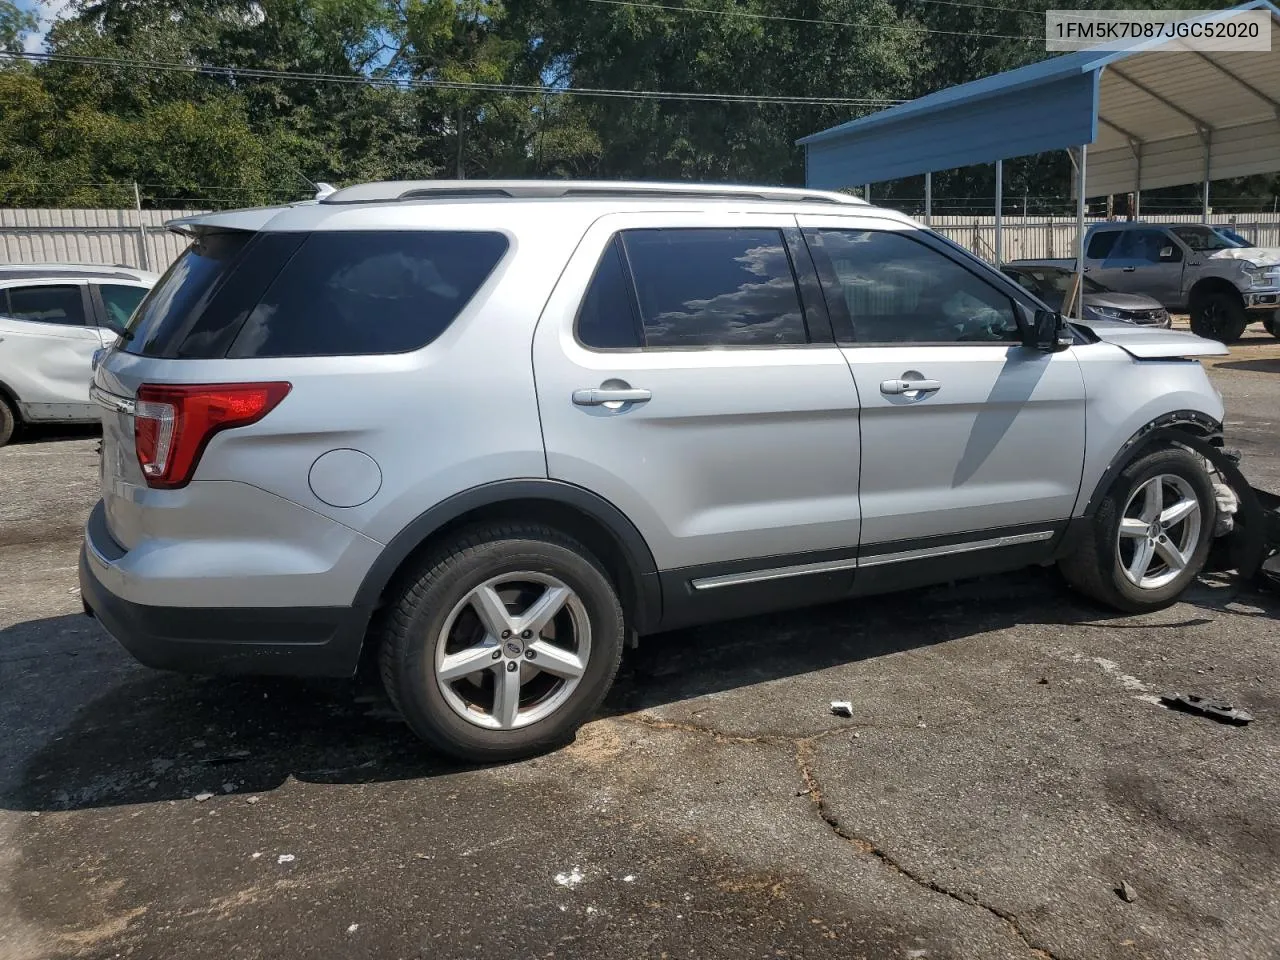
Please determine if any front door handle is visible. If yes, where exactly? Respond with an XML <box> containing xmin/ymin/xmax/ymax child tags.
<box><xmin>1122</xmin><ymin>266</ymin><xmax>1136</xmax><ymax>272</ymax></box>
<box><xmin>572</xmin><ymin>386</ymin><xmax>652</xmax><ymax>406</ymax></box>
<box><xmin>880</xmin><ymin>378</ymin><xmax>941</xmax><ymax>396</ymax></box>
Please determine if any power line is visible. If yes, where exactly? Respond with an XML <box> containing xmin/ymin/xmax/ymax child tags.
<box><xmin>584</xmin><ymin>0</ymin><xmax>1040</xmax><ymax>41</ymax></box>
<box><xmin>0</xmin><ymin>51</ymin><xmax>905</xmax><ymax>106</ymax></box>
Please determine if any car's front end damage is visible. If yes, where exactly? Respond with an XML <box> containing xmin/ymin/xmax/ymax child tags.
<box><xmin>1071</xmin><ymin>318</ymin><xmax>1280</xmax><ymax>592</ymax></box>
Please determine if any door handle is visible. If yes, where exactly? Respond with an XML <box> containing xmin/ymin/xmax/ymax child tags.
<box><xmin>1122</xmin><ymin>266</ymin><xmax>1136</xmax><ymax>272</ymax></box>
<box><xmin>572</xmin><ymin>386</ymin><xmax>652</xmax><ymax>406</ymax></box>
<box><xmin>880</xmin><ymin>378</ymin><xmax>941</xmax><ymax>396</ymax></box>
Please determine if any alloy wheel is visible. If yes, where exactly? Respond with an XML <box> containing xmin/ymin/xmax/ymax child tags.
<box><xmin>434</xmin><ymin>572</ymin><xmax>591</xmax><ymax>730</ymax></box>
<box><xmin>1116</xmin><ymin>474</ymin><xmax>1202</xmax><ymax>589</ymax></box>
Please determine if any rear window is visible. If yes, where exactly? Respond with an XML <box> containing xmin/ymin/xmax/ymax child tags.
<box><xmin>228</xmin><ymin>231</ymin><xmax>508</xmax><ymax>358</ymax></box>
<box><xmin>124</xmin><ymin>229</ymin><xmax>507</xmax><ymax>359</ymax></box>
<box><xmin>123</xmin><ymin>231</ymin><xmax>257</xmax><ymax>356</ymax></box>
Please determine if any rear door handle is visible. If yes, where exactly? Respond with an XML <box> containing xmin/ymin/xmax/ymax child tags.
<box><xmin>572</xmin><ymin>386</ymin><xmax>652</xmax><ymax>406</ymax></box>
<box><xmin>880</xmin><ymin>378</ymin><xmax>941</xmax><ymax>396</ymax></box>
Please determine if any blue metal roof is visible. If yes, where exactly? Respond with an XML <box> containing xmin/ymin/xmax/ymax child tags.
<box><xmin>800</xmin><ymin>0</ymin><xmax>1280</xmax><ymax>188</ymax></box>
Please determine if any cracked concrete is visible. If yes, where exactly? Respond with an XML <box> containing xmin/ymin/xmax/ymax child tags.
<box><xmin>3</xmin><ymin>345</ymin><xmax>1280</xmax><ymax>959</ymax></box>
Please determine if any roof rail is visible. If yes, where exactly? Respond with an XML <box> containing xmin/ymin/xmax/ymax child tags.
<box><xmin>319</xmin><ymin>179</ymin><xmax>865</xmax><ymax>207</ymax></box>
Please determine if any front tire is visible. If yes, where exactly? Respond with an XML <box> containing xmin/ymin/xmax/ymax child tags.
<box><xmin>1189</xmin><ymin>291</ymin><xmax>1247</xmax><ymax>343</ymax></box>
<box><xmin>0</xmin><ymin>396</ymin><xmax>15</xmax><ymax>447</ymax></box>
<box><xmin>1265</xmin><ymin>311</ymin><xmax>1280</xmax><ymax>340</ymax></box>
<box><xmin>1060</xmin><ymin>446</ymin><xmax>1216</xmax><ymax>613</ymax></box>
<box><xmin>378</xmin><ymin>522</ymin><xmax>625</xmax><ymax>762</ymax></box>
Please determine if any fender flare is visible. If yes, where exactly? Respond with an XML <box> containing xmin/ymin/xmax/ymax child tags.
<box><xmin>352</xmin><ymin>479</ymin><xmax>662</xmax><ymax>631</ymax></box>
<box><xmin>1079</xmin><ymin>410</ymin><xmax>1270</xmax><ymax>577</ymax></box>
<box><xmin>1079</xmin><ymin>410</ymin><xmax>1222</xmax><ymax>519</ymax></box>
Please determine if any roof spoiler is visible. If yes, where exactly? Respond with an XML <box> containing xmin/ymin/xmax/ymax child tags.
<box><xmin>165</xmin><ymin>207</ymin><xmax>288</xmax><ymax>237</ymax></box>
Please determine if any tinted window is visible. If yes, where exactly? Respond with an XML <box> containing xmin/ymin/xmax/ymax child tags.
<box><xmin>1086</xmin><ymin>231</ymin><xmax>1120</xmax><ymax>259</ymax></box>
<box><xmin>99</xmin><ymin>284</ymin><xmax>148</xmax><ymax>330</ymax></box>
<box><xmin>1169</xmin><ymin>225</ymin><xmax>1236</xmax><ymax>252</ymax></box>
<box><xmin>123</xmin><ymin>231</ymin><xmax>255</xmax><ymax>356</ymax></box>
<box><xmin>621</xmin><ymin>229</ymin><xmax>808</xmax><ymax>348</ymax></box>
<box><xmin>1005</xmin><ymin>267</ymin><xmax>1106</xmax><ymax>305</ymax></box>
<box><xmin>577</xmin><ymin>239</ymin><xmax>642</xmax><ymax>349</ymax></box>
<box><xmin>3</xmin><ymin>285</ymin><xmax>86</xmax><ymax>326</ymax></box>
<box><xmin>1109</xmin><ymin>229</ymin><xmax>1177</xmax><ymax>264</ymax></box>
<box><xmin>808</xmin><ymin>229</ymin><xmax>1018</xmax><ymax>344</ymax></box>
<box><xmin>229</xmin><ymin>231</ymin><xmax>508</xmax><ymax>358</ymax></box>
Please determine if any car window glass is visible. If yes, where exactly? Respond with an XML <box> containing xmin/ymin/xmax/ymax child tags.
<box><xmin>1108</xmin><ymin>230</ymin><xmax>1171</xmax><ymax>264</ymax></box>
<box><xmin>577</xmin><ymin>239</ymin><xmax>642</xmax><ymax>349</ymax></box>
<box><xmin>99</xmin><ymin>284</ymin><xmax>148</xmax><ymax>330</ymax></box>
<box><xmin>229</xmin><ymin>231</ymin><xmax>508</xmax><ymax>358</ymax></box>
<box><xmin>620</xmin><ymin>228</ymin><xmax>808</xmax><ymax>348</ymax></box>
<box><xmin>1087</xmin><ymin>231</ymin><xmax>1120</xmax><ymax>259</ymax></box>
<box><xmin>124</xmin><ymin>230</ymin><xmax>256</xmax><ymax>356</ymax></box>
<box><xmin>1169</xmin><ymin>225</ymin><xmax>1236</xmax><ymax>252</ymax></box>
<box><xmin>808</xmin><ymin>229</ymin><xmax>1018</xmax><ymax>344</ymax></box>
<box><xmin>2</xmin><ymin>285</ymin><xmax>86</xmax><ymax>326</ymax></box>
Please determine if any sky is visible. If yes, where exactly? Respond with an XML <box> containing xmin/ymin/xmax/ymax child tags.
<box><xmin>15</xmin><ymin>0</ymin><xmax>63</xmax><ymax>53</ymax></box>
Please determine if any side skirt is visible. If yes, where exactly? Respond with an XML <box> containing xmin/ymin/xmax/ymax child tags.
<box><xmin>656</xmin><ymin>522</ymin><xmax>1067</xmax><ymax>632</ymax></box>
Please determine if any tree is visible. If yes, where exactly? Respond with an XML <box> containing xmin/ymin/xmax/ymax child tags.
<box><xmin>0</xmin><ymin>0</ymin><xmax>37</xmax><ymax>54</ymax></box>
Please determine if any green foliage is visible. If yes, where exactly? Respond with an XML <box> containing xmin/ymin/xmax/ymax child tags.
<box><xmin>0</xmin><ymin>0</ymin><xmax>1275</xmax><ymax>211</ymax></box>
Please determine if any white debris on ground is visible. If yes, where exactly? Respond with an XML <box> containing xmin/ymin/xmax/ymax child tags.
<box><xmin>622</xmin><ymin>875</ymin><xmax>635</xmax><ymax>883</ymax></box>
<box><xmin>829</xmin><ymin>701</ymin><xmax>854</xmax><ymax>718</ymax></box>
<box><xmin>192</xmin><ymin>792</ymin><xmax>214</xmax><ymax>802</ymax></box>
<box><xmin>553</xmin><ymin>867</ymin><xmax>584</xmax><ymax>888</ymax></box>
<box><xmin>346</xmin><ymin>923</ymin><xmax>359</xmax><ymax>934</ymax></box>
<box><xmin>277</xmin><ymin>854</ymin><xmax>296</xmax><ymax>864</ymax></box>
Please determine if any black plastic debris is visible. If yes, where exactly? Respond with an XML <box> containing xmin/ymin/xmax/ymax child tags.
<box><xmin>1159</xmin><ymin>694</ymin><xmax>1254</xmax><ymax>726</ymax></box>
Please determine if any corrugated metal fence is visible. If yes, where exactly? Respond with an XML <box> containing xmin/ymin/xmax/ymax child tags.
<box><xmin>5</xmin><ymin>208</ymin><xmax>1280</xmax><ymax>271</ymax></box>
<box><xmin>0</xmin><ymin>209</ymin><xmax>197</xmax><ymax>273</ymax></box>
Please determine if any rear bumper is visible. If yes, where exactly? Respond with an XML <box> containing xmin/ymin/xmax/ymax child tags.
<box><xmin>79</xmin><ymin>513</ymin><xmax>372</xmax><ymax>678</ymax></box>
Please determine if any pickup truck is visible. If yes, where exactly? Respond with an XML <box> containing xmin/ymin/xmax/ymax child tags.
<box><xmin>1012</xmin><ymin>221</ymin><xmax>1280</xmax><ymax>343</ymax></box>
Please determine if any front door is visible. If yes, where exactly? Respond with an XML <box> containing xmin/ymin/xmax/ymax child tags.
<box><xmin>533</xmin><ymin>212</ymin><xmax>863</xmax><ymax>625</ymax></box>
<box><xmin>798</xmin><ymin>218</ymin><xmax>1087</xmax><ymax>560</ymax></box>
<box><xmin>1095</xmin><ymin>228</ymin><xmax>1185</xmax><ymax>306</ymax></box>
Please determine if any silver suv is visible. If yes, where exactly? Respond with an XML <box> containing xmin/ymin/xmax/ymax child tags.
<box><xmin>81</xmin><ymin>181</ymin><xmax>1233</xmax><ymax>762</ymax></box>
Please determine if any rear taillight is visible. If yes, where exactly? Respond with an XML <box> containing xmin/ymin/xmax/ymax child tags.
<box><xmin>134</xmin><ymin>382</ymin><xmax>291</xmax><ymax>489</ymax></box>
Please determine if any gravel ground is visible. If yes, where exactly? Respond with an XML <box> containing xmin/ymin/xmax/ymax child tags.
<box><xmin>1</xmin><ymin>338</ymin><xmax>1277</xmax><ymax>960</ymax></box>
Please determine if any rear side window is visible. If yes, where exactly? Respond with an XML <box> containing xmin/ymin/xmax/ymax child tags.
<box><xmin>3</xmin><ymin>285</ymin><xmax>86</xmax><ymax>326</ymax></box>
<box><xmin>576</xmin><ymin>239</ymin><xmax>642</xmax><ymax>349</ymax></box>
<box><xmin>229</xmin><ymin>231</ymin><xmax>508</xmax><ymax>358</ymax></box>
<box><xmin>99</xmin><ymin>284</ymin><xmax>148</xmax><ymax>330</ymax></box>
<box><xmin>1086</xmin><ymin>230</ymin><xmax>1120</xmax><ymax>259</ymax></box>
<box><xmin>621</xmin><ymin>228</ymin><xmax>809</xmax><ymax>348</ymax></box>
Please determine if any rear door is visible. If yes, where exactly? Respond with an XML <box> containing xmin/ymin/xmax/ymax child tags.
<box><xmin>0</xmin><ymin>281</ymin><xmax>100</xmax><ymax>419</ymax></box>
<box><xmin>532</xmin><ymin>211</ymin><xmax>863</xmax><ymax>625</ymax></box>
<box><xmin>798</xmin><ymin>216</ymin><xmax>1086</xmax><ymax>563</ymax></box>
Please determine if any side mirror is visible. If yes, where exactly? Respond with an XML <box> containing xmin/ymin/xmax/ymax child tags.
<box><xmin>1026</xmin><ymin>309</ymin><xmax>1072</xmax><ymax>353</ymax></box>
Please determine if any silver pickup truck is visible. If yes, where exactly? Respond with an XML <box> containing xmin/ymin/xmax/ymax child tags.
<box><xmin>1013</xmin><ymin>221</ymin><xmax>1280</xmax><ymax>343</ymax></box>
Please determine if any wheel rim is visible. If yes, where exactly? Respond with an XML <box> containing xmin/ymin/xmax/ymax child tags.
<box><xmin>1116</xmin><ymin>474</ymin><xmax>1202</xmax><ymax>590</ymax></box>
<box><xmin>434</xmin><ymin>572</ymin><xmax>591</xmax><ymax>730</ymax></box>
<box><xmin>1201</xmin><ymin>300</ymin><xmax>1223</xmax><ymax>336</ymax></box>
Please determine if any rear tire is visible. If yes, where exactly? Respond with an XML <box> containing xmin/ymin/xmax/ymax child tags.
<box><xmin>1060</xmin><ymin>446</ymin><xmax>1216</xmax><ymax>613</ymax></box>
<box><xmin>1189</xmin><ymin>291</ymin><xmax>1247</xmax><ymax>343</ymax></box>
<box><xmin>0</xmin><ymin>396</ymin><xmax>15</xmax><ymax>447</ymax></box>
<box><xmin>378</xmin><ymin>522</ymin><xmax>625</xmax><ymax>762</ymax></box>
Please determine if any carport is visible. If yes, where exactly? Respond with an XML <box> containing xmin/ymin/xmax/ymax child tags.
<box><xmin>798</xmin><ymin>0</ymin><xmax>1280</xmax><ymax>313</ymax></box>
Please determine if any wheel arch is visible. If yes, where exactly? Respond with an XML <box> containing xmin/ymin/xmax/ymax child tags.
<box><xmin>353</xmin><ymin>479</ymin><xmax>663</xmax><ymax>634</ymax></box>
<box><xmin>1187</xmin><ymin>276</ymin><xmax>1244</xmax><ymax>308</ymax></box>
<box><xmin>1079</xmin><ymin>410</ymin><xmax>1222</xmax><ymax>519</ymax></box>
